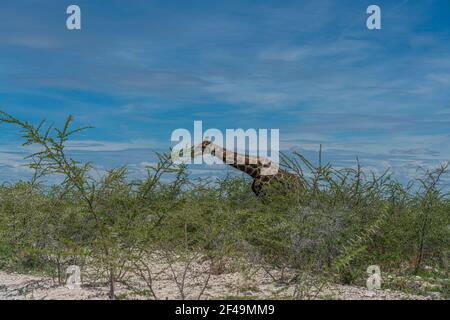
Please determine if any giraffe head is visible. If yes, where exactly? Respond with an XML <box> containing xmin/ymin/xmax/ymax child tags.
<box><xmin>200</xmin><ymin>139</ymin><xmax>212</xmax><ymax>151</ymax></box>
<box><xmin>191</xmin><ymin>138</ymin><xmax>212</xmax><ymax>158</ymax></box>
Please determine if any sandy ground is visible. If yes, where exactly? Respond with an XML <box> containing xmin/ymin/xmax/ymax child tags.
<box><xmin>0</xmin><ymin>269</ymin><xmax>439</xmax><ymax>300</ymax></box>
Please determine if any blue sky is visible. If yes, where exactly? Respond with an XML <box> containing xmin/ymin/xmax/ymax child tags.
<box><xmin>0</xmin><ymin>0</ymin><xmax>449</xmax><ymax>183</ymax></box>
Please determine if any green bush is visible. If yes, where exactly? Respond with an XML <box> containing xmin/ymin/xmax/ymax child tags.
<box><xmin>0</xmin><ymin>110</ymin><xmax>448</xmax><ymax>299</ymax></box>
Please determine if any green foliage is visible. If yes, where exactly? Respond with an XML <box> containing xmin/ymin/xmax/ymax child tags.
<box><xmin>0</xmin><ymin>111</ymin><xmax>448</xmax><ymax>299</ymax></box>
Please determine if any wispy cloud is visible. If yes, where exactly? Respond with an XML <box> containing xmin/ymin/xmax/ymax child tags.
<box><xmin>0</xmin><ymin>0</ymin><xmax>449</xmax><ymax>183</ymax></box>
<box><xmin>65</xmin><ymin>139</ymin><xmax>164</xmax><ymax>152</ymax></box>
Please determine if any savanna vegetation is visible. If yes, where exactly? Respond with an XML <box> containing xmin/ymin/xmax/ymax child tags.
<box><xmin>0</xmin><ymin>111</ymin><xmax>448</xmax><ymax>299</ymax></box>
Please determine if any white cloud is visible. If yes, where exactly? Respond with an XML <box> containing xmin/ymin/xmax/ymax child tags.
<box><xmin>65</xmin><ymin>139</ymin><xmax>163</xmax><ymax>152</ymax></box>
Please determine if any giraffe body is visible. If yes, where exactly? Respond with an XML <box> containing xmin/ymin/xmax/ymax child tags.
<box><xmin>194</xmin><ymin>140</ymin><xmax>302</xmax><ymax>197</ymax></box>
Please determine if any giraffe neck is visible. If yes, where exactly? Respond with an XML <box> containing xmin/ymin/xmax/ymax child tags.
<box><xmin>205</xmin><ymin>143</ymin><xmax>261</xmax><ymax>178</ymax></box>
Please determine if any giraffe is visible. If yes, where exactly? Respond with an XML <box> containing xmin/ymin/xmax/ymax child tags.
<box><xmin>191</xmin><ymin>140</ymin><xmax>302</xmax><ymax>198</ymax></box>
